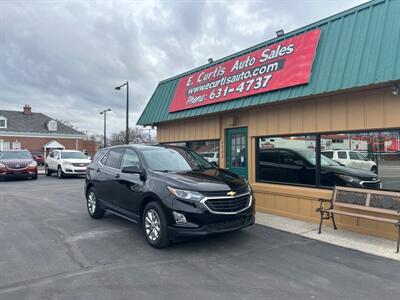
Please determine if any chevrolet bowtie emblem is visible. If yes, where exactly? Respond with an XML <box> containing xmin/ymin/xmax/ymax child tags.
<box><xmin>227</xmin><ymin>191</ymin><xmax>236</xmax><ymax>196</ymax></box>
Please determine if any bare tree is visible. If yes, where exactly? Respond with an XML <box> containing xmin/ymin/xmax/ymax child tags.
<box><xmin>109</xmin><ymin>127</ymin><xmax>147</xmax><ymax>146</ymax></box>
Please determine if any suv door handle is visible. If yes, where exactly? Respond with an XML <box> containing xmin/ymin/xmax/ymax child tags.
<box><xmin>115</xmin><ymin>173</ymin><xmax>120</xmax><ymax>179</ymax></box>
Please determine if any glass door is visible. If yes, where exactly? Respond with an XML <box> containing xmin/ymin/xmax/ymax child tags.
<box><xmin>226</xmin><ymin>127</ymin><xmax>248</xmax><ymax>179</ymax></box>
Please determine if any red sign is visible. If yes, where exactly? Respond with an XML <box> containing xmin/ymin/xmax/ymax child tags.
<box><xmin>169</xmin><ymin>29</ymin><xmax>321</xmax><ymax>113</ymax></box>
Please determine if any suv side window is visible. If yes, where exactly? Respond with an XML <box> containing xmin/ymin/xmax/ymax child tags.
<box><xmin>349</xmin><ymin>151</ymin><xmax>359</xmax><ymax>160</ymax></box>
<box><xmin>259</xmin><ymin>150</ymin><xmax>278</xmax><ymax>164</ymax></box>
<box><xmin>338</xmin><ymin>151</ymin><xmax>347</xmax><ymax>159</ymax></box>
<box><xmin>279</xmin><ymin>150</ymin><xmax>296</xmax><ymax>165</ymax></box>
<box><xmin>322</xmin><ymin>151</ymin><xmax>333</xmax><ymax>159</ymax></box>
<box><xmin>92</xmin><ymin>149</ymin><xmax>106</xmax><ymax>163</ymax></box>
<box><xmin>104</xmin><ymin>148</ymin><xmax>124</xmax><ymax>169</ymax></box>
<box><xmin>120</xmin><ymin>149</ymin><xmax>141</xmax><ymax>169</ymax></box>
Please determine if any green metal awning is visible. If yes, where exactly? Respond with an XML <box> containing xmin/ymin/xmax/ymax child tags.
<box><xmin>138</xmin><ymin>0</ymin><xmax>400</xmax><ymax>126</ymax></box>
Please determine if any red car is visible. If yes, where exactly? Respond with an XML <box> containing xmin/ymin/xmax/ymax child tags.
<box><xmin>0</xmin><ymin>150</ymin><xmax>38</xmax><ymax>180</ymax></box>
<box><xmin>33</xmin><ymin>154</ymin><xmax>45</xmax><ymax>166</ymax></box>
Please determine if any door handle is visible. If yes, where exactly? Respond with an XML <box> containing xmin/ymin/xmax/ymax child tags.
<box><xmin>115</xmin><ymin>173</ymin><xmax>120</xmax><ymax>179</ymax></box>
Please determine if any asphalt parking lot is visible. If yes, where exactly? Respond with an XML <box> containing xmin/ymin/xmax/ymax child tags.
<box><xmin>1</xmin><ymin>176</ymin><xmax>400</xmax><ymax>300</ymax></box>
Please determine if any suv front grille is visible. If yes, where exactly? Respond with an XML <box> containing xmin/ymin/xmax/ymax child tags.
<box><xmin>5</xmin><ymin>162</ymin><xmax>29</xmax><ymax>169</ymax></box>
<box><xmin>203</xmin><ymin>194</ymin><xmax>251</xmax><ymax>214</ymax></box>
<box><xmin>203</xmin><ymin>186</ymin><xmax>249</xmax><ymax>197</ymax></box>
<box><xmin>207</xmin><ymin>216</ymin><xmax>252</xmax><ymax>232</ymax></box>
<box><xmin>72</xmin><ymin>163</ymin><xmax>89</xmax><ymax>167</ymax></box>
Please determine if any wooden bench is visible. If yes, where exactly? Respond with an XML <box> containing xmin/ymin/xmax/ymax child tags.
<box><xmin>316</xmin><ymin>186</ymin><xmax>400</xmax><ymax>253</ymax></box>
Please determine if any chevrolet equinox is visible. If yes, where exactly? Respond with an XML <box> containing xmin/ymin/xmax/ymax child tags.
<box><xmin>84</xmin><ymin>145</ymin><xmax>255</xmax><ymax>248</ymax></box>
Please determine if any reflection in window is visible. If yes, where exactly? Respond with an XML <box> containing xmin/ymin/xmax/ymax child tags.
<box><xmin>321</xmin><ymin>131</ymin><xmax>400</xmax><ymax>191</ymax></box>
<box><xmin>166</xmin><ymin>140</ymin><xmax>219</xmax><ymax>166</ymax></box>
<box><xmin>257</xmin><ymin>130</ymin><xmax>400</xmax><ymax>191</ymax></box>
<box><xmin>257</xmin><ymin>136</ymin><xmax>317</xmax><ymax>186</ymax></box>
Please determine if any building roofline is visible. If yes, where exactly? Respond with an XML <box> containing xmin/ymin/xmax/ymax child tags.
<box><xmin>157</xmin><ymin>0</ymin><xmax>381</xmax><ymax>86</ymax></box>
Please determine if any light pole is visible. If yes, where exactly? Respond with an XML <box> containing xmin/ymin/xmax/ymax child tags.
<box><xmin>100</xmin><ymin>108</ymin><xmax>111</xmax><ymax>148</ymax></box>
<box><xmin>115</xmin><ymin>81</ymin><xmax>129</xmax><ymax>144</ymax></box>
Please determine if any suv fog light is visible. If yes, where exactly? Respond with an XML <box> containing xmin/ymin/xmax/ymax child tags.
<box><xmin>173</xmin><ymin>211</ymin><xmax>187</xmax><ymax>224</ymax></box>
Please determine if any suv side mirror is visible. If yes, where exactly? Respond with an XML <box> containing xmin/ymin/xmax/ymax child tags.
<box><xmin>54</xmin><ymin>155</ymin><xmax>60</xmax><ymax>159</ymax></box>
<box><xmin>122</xmin><ymin>165</ymin><xmax>144</xmax><ymax>174</ymax></box>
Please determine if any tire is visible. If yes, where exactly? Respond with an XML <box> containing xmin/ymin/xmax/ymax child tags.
<box><xmin>32</xmin><ymin>173</ymin><xmax>38</xmax><ymax>180</ymax></box>
<box><xmin>371</xmin><ymin>166</ymin><xmax>378</xmax><ymax>174</ymax></box>
<box><xmin>45</xmin><ymin>165</ymin><xmax>52</xmax><ymax>176</ymax></box>
<box><xmin>86</xmin><ymin>187</ymin><xmax>105</xmax><ymax>219</ymax></box>
<box><xmin>142</xmin><ymin>202</ymin><xmax>170</xmax><ymax>249</ymax></box>
<box><xmin>57</xmin><ymin>166</ymin><xmax>64</xmax><ymax>179</ymax></box>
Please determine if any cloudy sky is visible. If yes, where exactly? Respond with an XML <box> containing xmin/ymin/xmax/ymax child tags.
<box><xmin>0</xmin><ymin>0</ymin><xmax>367</xmax><ymax>137</ymax></box>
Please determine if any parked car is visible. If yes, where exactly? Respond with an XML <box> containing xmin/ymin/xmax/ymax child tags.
<box><xmin>258</xmin><ymin>148</ymin><xmax>381</xmax><ymax>189</ymax></box>
<box><xmin>0</xmin><ymin>150</ymin><xmax>38</xmax><ymax>180</ymax></box>
<box><xmin>45</xmin><ymin>150</ymin><xmax>91</xmax><ymax>178</ymax></box>
<box><xmin>200</xmin><ymin>151</ymin><xmax>219</xmax><ymax>166</ymax></box>
<box><xmin>85</xmin><ymin>144</ymin><xmax>254</xmax><ymax>248</ymax></box>
<box><xmin>33</xmin><ymin>154</ymin><xmax>45</xmax><ymax>166</ymax></box>
<box><xmin>321</xmin><ymin>150</ymin><xmax>378</xmax><ymax>173</ymax></box>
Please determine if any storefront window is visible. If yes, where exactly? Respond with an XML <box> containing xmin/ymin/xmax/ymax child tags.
<box><xmin>321</xmin><ymin>131</ymin><xmax>400</xmax><ymax>191</ymax></box>
<box><xmin>166</xmin><ymin>140</ymin><xmax>219</xmax><ymax>166</ymax></box>
<box><xmin>256</xmin><ymin>130</ymin><xmax>400</xmax><ymax>191</ymax></box>
<box><xmin>257</xmin><ymin>136</ymin><xmax>317</xmax><ymax>186</ymax></box>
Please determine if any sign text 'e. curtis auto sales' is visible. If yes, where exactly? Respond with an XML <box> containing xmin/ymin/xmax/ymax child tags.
<box><xmin>169</xmin><ymin>29</ymin><xmax>321</xmax><ymax>113</ymax></box>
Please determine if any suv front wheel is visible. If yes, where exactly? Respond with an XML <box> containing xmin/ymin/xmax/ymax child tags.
<box><xmin>142</xmin><ymin>202</ymin><xmax>170</xmax><ymax>248</ymax></box>
<box><xmin>57</xmin><ymin>166</ymin><xmax>64</xmax><ymax>179</ymax></box>
<box><xmin>45</xmin><ymin>165</ymin><xmax>52</xmax><ymax>176</ymax></box>
<box><xmin>86</xmin><ymin>187</ymin><xmax>105</xmax><ymax>219</ymax></box>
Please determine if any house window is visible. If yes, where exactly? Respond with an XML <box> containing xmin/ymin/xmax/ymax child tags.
<box><xmin>12</xmin><ymin>141</ymin><xmax>21</xmax><ymax>150</ymax></box>
<box><xmin>48</xmin><ymin>120</ymin><xmax>57</xmax><ymax>131</ymax></box>
<box><xmin>2</xmin><ymin>141</ymin><xmax>10</xmax><ymax>150</ymax></box>
<box><xmin>0</xmin><ymin>116</ymin><xmax>7</xmax><ymax>129</ymax></box>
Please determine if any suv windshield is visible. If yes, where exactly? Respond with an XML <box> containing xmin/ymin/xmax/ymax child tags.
<box><xmin>61</xmin><ymin>151</ymin><xmax>88</xmax><ymax>159</ymax></box>
<box><xmin>0</xmin><ymin>151</ymin><xmax>32</xmax><ymax>159</ymax></box>
<box><xmin>141</xmin><ymin>147</ymin><xmax>213</xmax><ymax>172</ymax></box>
<box><xmin>298</xmin><ymin>151</ymin><xmax>341</xmax><ymax>167</ymax></box>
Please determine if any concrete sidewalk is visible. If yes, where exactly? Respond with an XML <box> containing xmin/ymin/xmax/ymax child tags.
<box><xmin>256</xmin><ymin>211</ymin><xmax>400</xmax><ymax>261</ymax></box>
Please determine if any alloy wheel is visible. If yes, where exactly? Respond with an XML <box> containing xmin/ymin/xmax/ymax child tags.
<box><xmin>87</xmin><ymin>191</ymin><xmax>96</xmax><ymax>214</ymax></box>
<box><xmin>144</xmin><ymin>209</ymin><xmax>161</xmax><ymax>241</ymax></box>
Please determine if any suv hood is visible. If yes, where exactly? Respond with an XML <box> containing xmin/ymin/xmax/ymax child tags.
<box><xmin>322</xmin><ymin>165</ymin><xmax>378</xmax><ymax>180</ymax></box>
<box><xmin>154</xmin><ymin>168</ymin><xmax>247</xmax><ymax>192</ymax></box>
<box><xmin>62</xmin><ymin>159</ymin><xmax>91</xmax><ymax>164</ymax></box>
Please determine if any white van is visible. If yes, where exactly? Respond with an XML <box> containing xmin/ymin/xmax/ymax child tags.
<box><xmin>321</xmin><ymin>150</ymin><xmax>377</xmax><ymax>173</ymax></box>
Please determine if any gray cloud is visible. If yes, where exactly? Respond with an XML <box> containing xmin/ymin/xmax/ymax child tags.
<box><xmin>0</xmin><ymin>0</ymin><xmax>367</xmax><ymax>136</ymax></box>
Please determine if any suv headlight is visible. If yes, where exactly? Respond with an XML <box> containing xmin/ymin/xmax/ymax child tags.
<box><xmin>63</xmin><ymin>161</ymin><xmax>73</xmax><ymax>166</ymax></box>
<box><xmin>337</xmin><ymin>174</ymin><xmax>360</xmax><ymax>183</ymax></box>
<box><xmin>0</xmin><ymin>162</ymin><xmax>5</xmax><ymax>168</ymax></box>
<box><xmin>167</xmin><ymin>187</ymin><xmax>204</xmax><ymax>201</ymax></box>
<box><xmin>29</xmin><ymin>161</ymin><xmax>37</xmax><ymax>167</ymax></box>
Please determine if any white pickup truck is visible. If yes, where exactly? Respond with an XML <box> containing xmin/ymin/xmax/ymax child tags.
<box><xmin>321</xmin><ymin>150</ymin><xmax>378</xmax><ymax>174</ymax></box>
<box><xmin>45</xmin><ymin>150</ymin><xmax>91</xmax><ymax>178</ymax></box>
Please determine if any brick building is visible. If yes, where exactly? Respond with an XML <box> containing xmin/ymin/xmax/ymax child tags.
<box><xmin>0</xmin><ymin>105</ymin><xmax>98</xmax><ymax>156</ymax></box>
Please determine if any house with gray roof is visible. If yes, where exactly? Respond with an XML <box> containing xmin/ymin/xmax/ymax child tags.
<box><xmin>0</xmin><ymin>105</ymin><xmax>96</xmax><ymax>156</ymax></box>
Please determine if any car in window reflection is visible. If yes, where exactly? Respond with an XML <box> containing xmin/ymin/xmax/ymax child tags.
<box><xmin>200</xmin><ymin>151</ymin><xmax>219</xmax><ymax>166</ymax></box>
<box><xmin>321</xmin><ymin>150</ymin><xmax>378</xmax><ymax>174</ymax></box>
<box><xmin>258</xmin><ymin>148</ymin><xmax>381</xmax><ymax>189</ymax></box>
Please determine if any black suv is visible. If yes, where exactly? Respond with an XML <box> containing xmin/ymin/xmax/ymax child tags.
<box><xmin>258</xmin><ymin>148</ymin><xmax>381</xmax><ymax>189</ymax></box>
<box><xmin>85</xmin><ymin>145</ymin><xmax>254</xmax><ymax>248</ymax></box>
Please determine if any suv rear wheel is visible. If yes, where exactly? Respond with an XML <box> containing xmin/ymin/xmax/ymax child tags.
<box><xmin>86</xmin><ymin>187</ymin><xmax>105</xmax><ymax>219</ymax></box>
<box><xmin>142</xmin><ymin>202</ymin><xmax>170</xmax><ymax>248</ymax></box>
